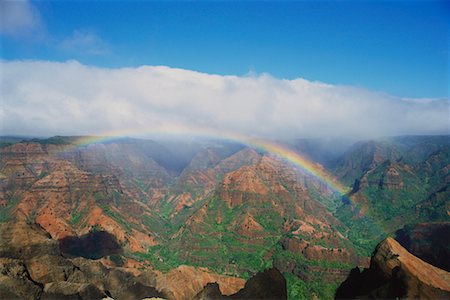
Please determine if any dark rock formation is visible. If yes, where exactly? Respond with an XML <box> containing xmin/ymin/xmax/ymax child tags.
<box><xmin>0</xmin><ymin>258</ymin><xmax>43</xmax><ymax>300</ymax></box>
<box><xmin>195</xmin><ymin>283</ymin><xmax>225</xmax><ymax>299</ymax></box>
<box><xmin>195</xmin><ymin>268</ymin><xmax>287</xmax><ymax>299</ymax></box>
<box><xmin>232</xmin><ymin>268</ymin><xmax>287</xmax><ymax>299</ymax></box>
<box><xmin>0</xmin><ymin>221</ymin><xmax>165</xmax><ymax>300</ymax></box>
<box><xmin>335</xmin><ymin>237</ymin><xmax>450</xmax><ymax>299</ymax></box>
<box><xmin>41</xmin><ymin>282</ymin><xmax>105</xmax><ymax>300</ymax></box>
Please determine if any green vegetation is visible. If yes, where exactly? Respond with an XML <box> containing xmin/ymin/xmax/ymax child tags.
<box><xmin>334</xmin><ymin>203</ymin><xmax>386</xmax><ymax>256</ymax></box>
<box><xmin>109</xmin><ymin>254</ymin><xmax>125</xmax><ymax>266</ymax></box>
<box><xmin>307</xmin><ymin>187</ymin><xmax>340</xmax><ymax>213</ymax></box>
<box><xmin>37</xmin><ymin>171</ymin><xmax>49</xmax><ymax>179</ymax></box>
<box><xmin>159</xmin><ymin>196</ymin><xmax>174</xmax><ymax>220</ymax></box>
<box><xmin>329</xmin><ymin>138</ymin><xmax>450</xmax><ymax>257</ymax></box>
<box><xmin>130</xmin><ymin>245</ymin><xmax>185</xmax><ymax>272</ymax></box>
<box><xmin>135</xmin><ymin>196</ymin><xmax>282</xmax><ymax>277</ymax></box>
<box><xmin>0</xmin><ymin>142</ymin><xmax>13</xmax><ymax>148</ymax></box>
<box><xmin>0</xmin><ymin>194</ymin><xmax>21</xmax><ymax>223</ymax></box>
<box><xmin>100</xmin><ymin>204</ymin><xmax>133</xmax><ymax>233</ymax></box>
<box><xmin>286</xmin><ymin>273</ymin><xmax>310</xmax><ymax>299</ymax></box>
<box><xmin>0</xmin><ymin>136</ymin><xmax>31</xmax><ymax>148</ymax></box>
<box><xmin>272</xmin><ymin>243</ymin><xmax>353</xmax><ymax>271</ymax></box>
<box><xmin>137</xmin><ymin>190</ymin><xmax>354</xmax><ymax>300</ymax></box>
<box><xmin>70</xmin><ymin>211</ymin><xmax>84</xmax><ymax>225</ymax></box>
<box><xmin>285</xmin><ymin>273</ymin><xmax>341</xmax><ymax>300</ymax></box>
<box><xmin>30</xmin><ymin>136</ymin><xmax>72</xmax><ymax>145</ymax></box>
<box><xmin>141</xmin><ymin>213</ymin><xmax>172</xmax><ymax>234</ymax></box>
<box><xmin>90</xmin><ymin>138</ymin><xmax>450</xmax><ymax>298</ymax></box>
<box><xmin>3</xmin><ymin>135</ymin><xmax>445</xmax><ymax>299</ymax></box>
<box><xmin>70</xmin><ymin>207</ymin><xmax>89</xmax><ymax>225</ymax></box>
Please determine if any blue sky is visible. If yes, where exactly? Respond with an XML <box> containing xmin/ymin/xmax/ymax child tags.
<box><xmin>1</xmin><ymin>1</ymin><xmax>448</xmax><ymax>98</ymax></box>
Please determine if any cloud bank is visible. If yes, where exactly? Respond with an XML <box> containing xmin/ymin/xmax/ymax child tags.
<box><xmin>1</xmin><ymin>60</ymin><xmax>449</xmax><ymax>139</ymax></box>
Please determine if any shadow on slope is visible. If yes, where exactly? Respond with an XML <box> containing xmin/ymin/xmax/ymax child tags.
<box><xmin>59</xmin><ymin>231</ymin><xmax>121</xmax><ymax>259</ymax></box>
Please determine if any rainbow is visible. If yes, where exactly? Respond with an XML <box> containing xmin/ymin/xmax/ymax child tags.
<box><xmin>53</xmin><ymin>124</ymin><xmax>387</xmax><ymax>238</ymax></box>
<box><xmin>58</xmin><ymin>125</ymin><xmax>350</xmax><ymax>196</ymax></box>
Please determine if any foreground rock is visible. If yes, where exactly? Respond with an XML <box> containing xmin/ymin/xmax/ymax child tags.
<box><xmin>153</xmin><ymin>265</ymin><xmax>245</xmax><ymax>300</ymax></box>
<box><xmin>0</xmin><ymin>221</ymin><xmax>165</xmax><ymax>299</ymax></box>
<box><xmin>0</xmin><ymin>221</ymin><xmax>249</xmax><ymax>300</ymax></box>
<box><xmin>335</xmin><ymin>237</ymin><xmax>450</xmax><ymax>299</ymax></box>
<box><xmin>194</xmin><ymin>268</ymin><xmax>287</xmax><ymax>299</ymax></box>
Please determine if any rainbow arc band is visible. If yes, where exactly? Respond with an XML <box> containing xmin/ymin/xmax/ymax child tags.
<box><xmin>52</xmin><ymin>124</ymin><xmax>386</xmax><ymax>236</ymax></box>
<box><xmin>59</xmin><ymin>125</ymin><xmax>349</xmax><ymax>196</ymax></box>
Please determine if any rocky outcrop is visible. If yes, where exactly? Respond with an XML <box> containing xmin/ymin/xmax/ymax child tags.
<box><xmin>356</xmin><ymin>161</ymin><xmax>407</xmax><ymax>191</ymax></box>
<box><xmin>0</xmin><ymin>142</ymin><xmax>161</xmax><ymax>253</ymax></box>
<box><xmin>153</xmin><ymin>265</ymin><xmax>245</xmax><ymax>300</ymax></box>
<box><xmin>336</xmin><ymin>237</ymin><xmax>450</xmax><ymax>299</ymax></box>
<box><xmin>334</xmin><ymin>141</ymin><xmax>402</xmax><ymax>185</ymax></box>
<box><xmin>0</xmin><ymin>221</ymin><xmax>166</xmax><ymax>300</ymax></box>
<box><xmin>0</xmin><ymin>220</ymin><xmax>247</xmax><ymax>300</ymax></box>
<box><xmin>0</xmin><ymin>258</ymin><xmax>43</xmax><ymax>300</ymax></box>
<box><xmin>379</xmin><ymin>164</ymin><xmax>404</xmax><ymax>189</ymax></box>
<box><xmin>231</xmin><ymin>277</ymin><xmax>286</xmax><ymax>300</ymax></box>
<box><xmin>281</xmin><ymin>237</ymin><xmax>358</xmax><ymax>265</ymax></box>
<box><xmin>214</xmin><ymin>148</ymin><xmax>262</xmax><ymax>175</ymax></box>
<box><xmin>3</xmin><ymin>136</ymin><xmax>448</xmax><ymax>300</ymax></box>
<box><xmin>395</xmin><ymin>222</ymin><xmax>450</xmax><ymax>272</ymax></box>
<box><xmin>169</xmin><ymin>153</ymin><xmax>358</xmax><ymax>282</ymax></box>
<box><xmin>233</xmin><ymin>212</ymin><xmax>265</xmax><ymax>238</ymax></box>
<box><xmin>194</xmin><ymin>268</ymin><xmax>287</xmax><ymax>299</ymax></box>
<box><xmin>41</xmin><ymin>281</ymin><xmax>105</xmax><ymax>299</ymax></box>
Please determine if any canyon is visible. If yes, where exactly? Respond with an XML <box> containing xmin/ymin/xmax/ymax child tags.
<box><xmin>0</xmin><ymin>135</ymin><xmax>448</xmax><ymax>299</ymax></box>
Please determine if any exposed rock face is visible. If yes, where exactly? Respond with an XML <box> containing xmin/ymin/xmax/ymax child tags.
<box><xmin>194</xmin><ymin>283</ymin><xmax>225</xmax><ymax>300</ymax></box>
<box><xmin>58</xmin><ymin>141</ymin><xmax>172</xmax><ymax>185</ymax></box>
<box><xmin>0</xmin><ymin>221</ymin><xmax>166</xmax><ymax>300</ymax></box>
<box><xmin>170</xmin><ymin>153</ymin><xmax>359</xmax><ymax>279</ymax></box>
<box><xmin>0</xmin><ymin>141</ymin><xmax>161</xmax><ymax>253</ymax></box>
<box><xmin>0</xmin><ymin>258</ymin><xmax>42</xmax><ymax>300</ymax></box>
<box><xmin>274</xmin><ymin>237</ymin><xmax>359</xmax><ymax>284</ymax></box>
<box><xmin>0</xmin><ymin>220</ymin><xmax>248</xmax><ymax>300</ymax></box>
<box><xmin>281</xmin><ymin>236</ymin><xmax>358</xmax><ymax>265</ymax></box>
<box><xmin>194</xmin><ymin>268</ymin><xmax>287</xmax><ymax>299</ymax></box>
<box><xmin>336</xmin><ymin>136</ymin><xmax>450</xmax><ymax>248</ymax></box>
<box><xmin>336</xmin><ymin>237</ymin><xmax>450</xmax><ymax>299</ymax></box>
<box><xmin>379</xmin><ymin>164</ymin><xmax>404</xmax><ymax>189</ymax></box>
<box><xmin>231</xmin><ymin>268</ymin><xmax>287</xmax><ymax>299</ymax></box>
<box><xmin>173</xmin><ymin>147</ymin><xmax>224</xmax><ymax>196</ymax></box>
<box><xmin>42</xmin><ymin>281</ymin><xmax>105</xmax><ymax>300</ymax></box>
<box><xmin>2</xmin><ymin>136</ymin><xmax>448</xmax><ymax>300</ymax></box>
<box><xmin>153</xmin><ymin>265</ymin><xmax>245</xmax><ymax>300</ymax></box>
<box><xmin>355</xmin><ymin>161</ymin><xmax>410</xmax><ymax>191</ymax></box>
<box><xmin>214</xmin><ymin>148</ymin><xmax>262</xmax><ymax>174</ymax></box>
<box><xmin>334</xmin><ymin>141</ymin><xmax>402</xmax><ymax>185</ymax></box>
<box><xmin>233</xmin><ymin>212</ymin><xmax>265</xmax><ymax>238</ymax></box>
<box><xmin>217</xmin><ymin>155</ymin><xmax>341</xmax><ymax>226</ymax></box>
<box><xmin>395</xmin><ymin>222</ymin><xmax>450</xmax><ymax>272</ymax></box>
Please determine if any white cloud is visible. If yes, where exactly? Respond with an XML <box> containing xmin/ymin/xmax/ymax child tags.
<box><xmin>58</xmin><ymin>30</ymin><xmax>110</xmax><ymax>56</ymax></box>
<box><xmin>0</xmin><ymin>2</ymin><xmax>108</xmax><ymax>56</ymax></box>
<box><xmin>1</xmin><ymin>60</ymin><xmax>449</xmax><ymax>139</ymax></box>
<box><xmin>0</xmin><ymin>0</ymin><xmax>42</xmax><ymax>37</ymax></box>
